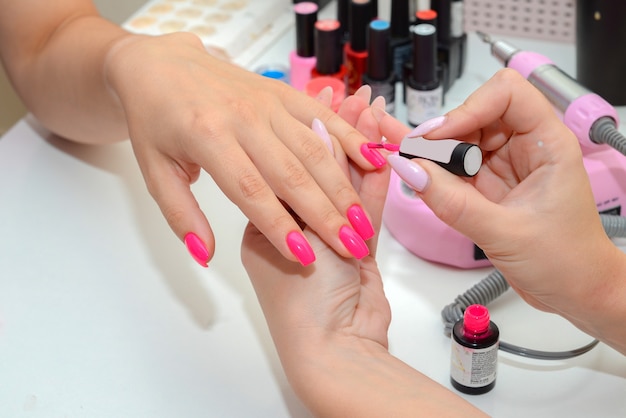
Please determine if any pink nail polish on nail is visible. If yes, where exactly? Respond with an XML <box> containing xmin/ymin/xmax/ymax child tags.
<box><xmin>339</xmin><ymin>226</ymin><xmax>369</xmax><ymax>259</ymax></box>
<box><xmin>312</xmin><ymin>118</ymin><xmax>334</xmax><ymax>154</ymax></box>
<box><xmin>407</xmin><ymin>115</ymin><xmax>447</xmax><ymax>138</ymax></box>
<box><xmin>184</xmin><ymin>232</ymin><xmax>209</xmax><ymax>268</ymax></box>
<box><xmin>387</xmin><ymin>154</ymin><xmax>430</xmax><ymax>192</ymax></box>
<box><xmin>286</xmin><ymin>231</ymin><xmax>316</xmax><ymax>266</ymax></box>
<box><xmin>347</xmin><ymin>204</ymin><xmax>375</xmax><ymax>240</ymax></box>
<box><xmin>360</xmin><ymin>143</ymin><xmax>387</xmax><ymax>168</ymax></box>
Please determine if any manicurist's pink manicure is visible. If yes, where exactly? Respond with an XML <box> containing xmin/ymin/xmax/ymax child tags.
<box><xmin>407</xmin><ymin>115</ymin><xmax>447</xmax><ymax>138</ymax></box>
<box><xmin>286</xmin><ymin>231</ymin><xmax>316</xmax><ymax>266</ymax></box>
<box><xmin>184</xmin><ymin>232</ymin><xmax>210</xmax><ymax>268</ymax></box>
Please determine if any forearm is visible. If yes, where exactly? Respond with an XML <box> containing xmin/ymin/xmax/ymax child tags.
<box><xmin>0</xmin><ymin>2</ymin><xmax>130</xmax><ymax>143</ymax></box>
<box><xmin>281</xmin><ymin>334</ymin><xmax>487</xmax><ymax>418</ymax></box>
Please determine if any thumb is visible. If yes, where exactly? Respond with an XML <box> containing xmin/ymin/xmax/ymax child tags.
<box><xmin>386</xmin><ymin>155</ymin><xmax>504</xmax><ymax>247</ymax></box>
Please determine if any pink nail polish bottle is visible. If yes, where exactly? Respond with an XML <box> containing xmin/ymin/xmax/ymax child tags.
<box><xmin>290</xmin><ymin>2</ymin><xmax>319</xmax><ymax>91</ymax></box>
<box><xmin>450</xmin><ymin>304</ymin><xmax>499</xmax><ymax>395</ymax></box>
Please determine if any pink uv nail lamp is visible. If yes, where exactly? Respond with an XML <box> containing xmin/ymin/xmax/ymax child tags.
<box><xmin>383</xmin><ymin>147</ymin><xmax>626</xmax><ymax>269</ymax></box>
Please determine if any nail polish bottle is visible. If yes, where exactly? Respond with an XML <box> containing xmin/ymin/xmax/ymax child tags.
<box><xmin>405</xmin><ymin>23</ymin><xmax>443</xmax><ymax>127</ymax></box>
<box><xmin>304</xmin><ymin>76</ymin><xmax>346</xmax><ymax>112</ymax></box>
<box><xmin>414</xmin><ymin>8</ymin><xmax>438</xmax><ymax>26</ymax></box>
<box><xmin>449</xmin><ymin>0</ymin><xmax>467</xmax><ymax>82</ymax></box>
<box><xmin>370</xmin><ymin>0</ymin><xmax>378</xmax><ymax>18</ymax></box>
<box><xmin>311</xmin><ymin>19</ymin><xmax>347</xmax><ymax>82</ymax></box>
<box><xmin>431</xmin><ymin>0</ymin><xmax>467</xmax><ymax>92</ymax></box>
<box><xmin>337</xmin><ymin>0</ymin><xmax>350</xmax><ymax>44</ymax></box>
<box><xmin>450</xmin><ymin>304</ymin><xmax>499</xmax><ymax>395</ymax></box>
<box><xmin>345</xmin><ymin>0</ymin><xmax>373</xmax><ymax>95</ymax></box>
<box><xmin>290</xmin><ymin>2</ymin><xmax>319</xmax><ymax>91</ymax></box>
<box><xmin>362</xmin><ymin>20</ymin><xmax>395</xmax><ymax>114</ymax></box>
<box><xmin>389</xmin><ymin>0</ymin><xmax>412</xmax><ymax>82</ymax></box>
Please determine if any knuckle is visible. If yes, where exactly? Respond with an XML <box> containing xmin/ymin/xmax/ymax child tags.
<box><xmin>267</xmin><ymin>211</ymin><xmax>298</xmax><ymax>231</ymax></box>
<box><xmin>161</xmin><ymin>205</ymin><xmax>187</xmax><ymax>231</ymax></box>
<box><xmin>431</xmin><ymin>190</ymin><xmax>466</xmax><ymax>229</ymax></box>
<box><xmin>229</xmin><ymin>100</ymin><xmax>259</xmax><ymax>127</ymax></box>
<box><xmin>317</xmin><ymin>206</ymin><xmax>340</xmax><ymax>227</ymax></box>
<box><xmin>299</xmin><ymin>136</ymin><xmax>329</xmax><ymax>166</ymax></box>
<box><xmin>280</xmin><ymin>162</ymin><xmax>310</xmax><ymax>191</ymax></box>
<box><xmin>238</xmin><ymin>171</ymin><xmax>269</xmax><ymax>200</ymax></box>
<box><xmin>332</xmin><ymin>182</ymin><xmax>358</xmax><ymax>202</ymax></box>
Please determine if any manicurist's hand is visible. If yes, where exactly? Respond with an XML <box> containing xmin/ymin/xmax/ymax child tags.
<box><xmin>241</xmin><ymin>90</ymin><xmax>486</xmax><ymax>417</ymax></box>
<box><xmin>379</xmin><ymin>69</ymin><xmax>626</xmax><ymax>354</ymax></box>
<box><xmin>103</xmin><ymin>33</ymin><xmax>389</xmax><ymax>267</ymax></box>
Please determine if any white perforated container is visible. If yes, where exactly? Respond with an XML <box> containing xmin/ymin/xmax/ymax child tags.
<box><xmin>123</xmin><ymin>0</ymin><xmax>294</xmax><ymax>67</ymax></box>
<box><xmin>463</xmin><ymin>0</ymin><xmax>576</xmax><ymax>43</ymax></box>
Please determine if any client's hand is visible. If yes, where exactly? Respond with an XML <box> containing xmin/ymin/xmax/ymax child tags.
<box><xmin>241</xmin><ymin>89</ymin><xmax>485</xmax><ymax>417</ymax></box>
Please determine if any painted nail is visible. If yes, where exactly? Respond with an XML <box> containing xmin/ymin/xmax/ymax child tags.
<box><xmin>184</xmin><ymin>232</ymin><xmax>209</xmax><ymax>268</ymax></box>
<box><xmin>407</xmin><ymin>115</ymin><xmax>447</xmax><ymax>138</ymax></box>
<box><xmin>339</xmin><ymin>225</ymin><xmax>370</xmax><ymax>259</ymax></box>
<box><xmin>347</xmin><ymin>204</ymin><xmax>375</xmax><ymax>240</ymax></box>
<box><xmin>286</xmin><ymin>231</ymin><xmax>316</xmax><ymax>266</ymax></box>
<box><xmin>387</xmin><ymin>154</ymin><xmax>430</xmax><ymax>192</ymax></box>
<box><xmin>312</xmin><ymin>118</ymin><xmax>334</xmax><ymax>154</ymax></box>
<box><xmin>360</xmin><ymin>143</ymin><xmax>387</xmax><ymax>168</ymax></box>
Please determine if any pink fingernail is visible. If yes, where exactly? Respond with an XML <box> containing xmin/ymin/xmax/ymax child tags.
<box><xmin>360</xmin><ymin>143</ymin><xmax>387</xmax><ymax>168</ymax></box>
<box><xmin>339</xmin><ymin>226</ymin><xmax>369</xmax><ymax>259</ymax></box>
<box><xmin>347</xmin><ymin>204</ymin><xmax>374</xmax><ymax>240</ymax></box>
<box><xmin>387</xmin><ymin>154</ymin><xmax>430</xmax><ymax>192</ymax></box>
<box><xmin>312</xmin><ymin>118</ymin><xmax>334</xmax><ymax>154</ymax></box>
<box><xmin>286</xmin><ymin>231</ymin><xmax>316</xmax><ymax>266</ymax></box>
<box><xmin>407</xmin><ymin>115</ymin><xmax>447</xmax><ymax>138</ymax></box>
<box><xmin>184</xmin><ymin>232</ymin><xmax>209</xmax><ymax>268</ymax></box>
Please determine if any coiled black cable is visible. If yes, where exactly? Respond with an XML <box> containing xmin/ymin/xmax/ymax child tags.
<box><xmin>441</xmin><ymin>214</ymin><xmax>626</xmax><ymax>360</ymax></box>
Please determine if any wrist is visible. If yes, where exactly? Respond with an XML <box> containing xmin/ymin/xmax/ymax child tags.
<box><xmin>561</xmin><ymin>243</ymin><xmax>626</xmax><ymax>354</ymax></box>
<box><xmin>280</xmin><ymin>332</ymin><xmax>485</xmax><ymax>417</ymax></box>
<box><xmin>102</xmin><ymin>33</ymin><xmax>150</xmax><ymax>105</ymax></box>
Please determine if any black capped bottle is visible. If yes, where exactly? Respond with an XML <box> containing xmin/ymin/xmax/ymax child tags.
<box><xmin>450</xmin><ymin>304</ymin><xmax>499</xmax><ymax>395</ymax></box>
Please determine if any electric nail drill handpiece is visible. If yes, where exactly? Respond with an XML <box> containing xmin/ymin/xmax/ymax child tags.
<box><xmin>476</xmin><ymin>31</ymin><xmax>626</xmax><ymax>156</ymax></box>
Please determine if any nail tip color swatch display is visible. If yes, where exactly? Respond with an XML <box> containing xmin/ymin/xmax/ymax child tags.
<box><xmin>123</xmin><ymin>0</ymin><xmax>294</xmax><ymax>67</ymax></box>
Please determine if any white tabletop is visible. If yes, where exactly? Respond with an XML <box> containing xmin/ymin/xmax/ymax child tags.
<box><xmin>1</xmin><ymin>9</ymin><xmax>626</xmax><ymax>418</ymax></box>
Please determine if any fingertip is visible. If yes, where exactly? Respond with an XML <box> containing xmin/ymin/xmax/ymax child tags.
<box><xmin>286</xmin><ymin>230</ymin><xmax>316</xmax><ymax>266</ymax></box>
<box><xmin>354</xmin><ymin>84</ymin><xmax>372</xmax><ymax>103</ymax></box>
<box><xmin>184</xmin><ymin>232</ymin><xmax>212</xmax><ymax>267</ymax></box>
<box><xmin>370</xmin><ymin>95</ymin><xmax>386</xmax><ymax>111</ymax></box>
<box><xmin>315</xmin><ymin>85</ymin><xmax>334</xmax><ymax>108</ymax></box>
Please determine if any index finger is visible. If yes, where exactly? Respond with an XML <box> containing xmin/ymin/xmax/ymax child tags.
<box><xmin>429</xmin><ymin>69</ymin><xmax>571</xmax><ymax>148</ymax></box>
